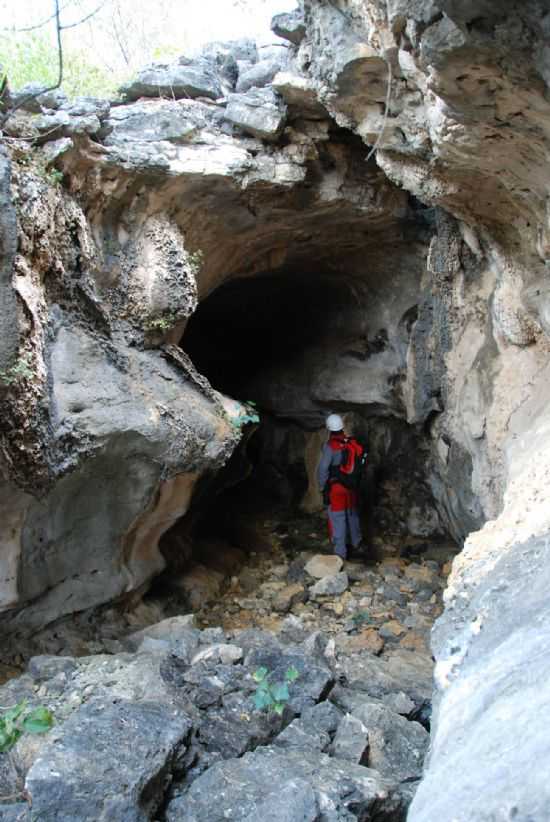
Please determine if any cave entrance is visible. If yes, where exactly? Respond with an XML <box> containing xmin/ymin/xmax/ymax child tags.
<box><xmin>178</xmin><ymin>266</ymin><xmax>456</xmax><ymax>562</ymax></box>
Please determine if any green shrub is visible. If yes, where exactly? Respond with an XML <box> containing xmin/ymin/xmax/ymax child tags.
<box><xmin>0</xmin><ymin>352</ymin><xmax>34</xmax><ymax>386</ymax></box>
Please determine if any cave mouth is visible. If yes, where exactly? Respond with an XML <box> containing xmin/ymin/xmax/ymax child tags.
<box><xmin>179</xmin><ymin>266</ymin><xmax>459</xmax><ymax>562</ymax></box>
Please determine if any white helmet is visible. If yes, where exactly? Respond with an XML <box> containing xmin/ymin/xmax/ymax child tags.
<box><xmin>326</xmin><ymin>413</ymin><xmax>344</xmax><ymax>432</ymax></box>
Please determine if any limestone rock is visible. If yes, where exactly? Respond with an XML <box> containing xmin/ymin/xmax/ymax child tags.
<box><xmin>305</xmin><ymin>554</ymin><xmax>343</xmax><ymax>579</ymax></box>
<box><xmin>272</xmin><ymin>583</ymin><xmax>307</xmax><ymax>613</ymax></box>
<box><xmin>236</xmin><ymin>60</ymin><xmax>281</xmax><ymax>93</ymax></box>
<box><xmin>191</xmin><ymin>643</ymin><xmax>244</xmax><ymax>666</ymax></box>
<box><xmin>26</xmin><ymin>699</ymin><xmax>193</xmax><ymax>820</ymax></box>
<box><xmin>353</xmin><ymin>702</ymin><xmax>429</xmax><ymax>783</ymax></box>
<box><xmin>331</xmin><ymin>713</ymin><xmax>369</xmax><ymax>764</ymax></box>
<box><xmin>271</xmin><ymin>10</ymin><xmax>307</xmax><ymax>46</ymax></box>
<box><xmin>120</xmin><ymin>57</ymin><xmax>222</xmax><ymax>102</ymax></box>
<box><xmin>166</xmin><ymin>747</ymin><xmax>405</xmax><ymax>821</ymax></box>
<box><xmin>224</xmin><ymin>87</ymin><xmax>287</xmax><ymax>141</ymax></box>
<box><xmin>309</xmin><ymin>572</ymin><xmax>349</xmax><ymax>600</ymax></box>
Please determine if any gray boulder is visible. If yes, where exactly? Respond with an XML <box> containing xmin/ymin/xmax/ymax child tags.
<box><xmin>103</xmin><ymin>100</ymin><xmax>217</xmax><ymax>146</ymax></box>
<box><xmin>9</xmin><ymin>83</ymin><xmax>68</xmax><ymax>113</ymax></box>
<box><xmin>331</xmin><ymin>713</ymin><xmax>369</xmax><ymax>765</ymax></box>
<box><xmin>166</xmin><ymin>746</ymin><xmax>405</xmax><ymax>821</ymax></box>
<box><xmin>236</xmin><ymin>60</ymin><xmax>282</xmax><ymax>93</ymax></box>
<box><xmin>353</xmin><ymin>702</ymin><xmax>429</xmax><ymax>782</ymax></box>
<box><xmin>224</xmin><ymin>87</ymin><xmax>287</xmax><ymax>141</ymax></box>
<box><xmin>61</xmin><ymin>96</ymin><xmax>111</xmax><ymax>119</ymax></box>
<box><xmin>120</xmin><ymin>58</ymin><xmax>222</xmax><ymax>102</ymax></box>
<box><xmin>25</xmin><ymin>699</ymin><xmax>193</xmax><ymax>821</ymax></box>
<box><xmin>271</xmin><ymin>10</ymin><xmax>307</xmax><ymax>46</ymax></box>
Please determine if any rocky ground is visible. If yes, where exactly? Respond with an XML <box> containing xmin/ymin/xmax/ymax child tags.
<box><xmin>0</xmin><ymin>511</ymin><xmax>455</xmax><ymax>820</ymax></box>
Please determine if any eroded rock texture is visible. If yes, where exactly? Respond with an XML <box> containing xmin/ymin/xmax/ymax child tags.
<box><xmin>1</xmin><ymin>1</ymin><xmax>550</xmax><ymax>817</ymax></box>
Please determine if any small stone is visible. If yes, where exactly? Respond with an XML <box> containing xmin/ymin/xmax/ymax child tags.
<box><xmin>305</xmin><ymin>555</ymin><xmax>343</xmax><ymax>579</ymax></box>
<box><xmin>191</xmin><ymin>644</ymin><xmax>243</xmax><ymax>666</ymax></box>
<box><xmin>345</xmin><ymin>628</ymin><xmax>385</xmax><ymax>656</ymax></box>
<box><xmin>273</xmin><ymin>583</ymin><xmax>307</xmax><ymax>613</ymax></box>
<box><xmin>309</xmin><ymin>572</ymin><xmax>349</xmax><ymax>600</ymax></box>
<box><xmin>378</xmin><ymin>620</ymin><xmax>406</xmax><ymax>640</ymax></box>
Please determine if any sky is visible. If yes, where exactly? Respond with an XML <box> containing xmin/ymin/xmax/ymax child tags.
<box><xmin>1</xmin><ymin>0</ymin><xmax>298</xmax><ymax>65</ymax></box>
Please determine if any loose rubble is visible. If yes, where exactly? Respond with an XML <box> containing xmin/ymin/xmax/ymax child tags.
<box><xmin>0</xmin><ymin>510</ymin><xmax>454</xmax><ymax>820</ymax></box>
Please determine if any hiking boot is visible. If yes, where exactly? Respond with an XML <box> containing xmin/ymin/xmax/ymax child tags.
<box><xmin>348</xmin><ymin>541</ymin><xmax>368</xmax><ymax>560</ymax></box>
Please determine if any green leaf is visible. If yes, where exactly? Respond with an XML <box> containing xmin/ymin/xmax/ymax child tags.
<box><xmin>22</xmin><ymin>707</ymin><xmax>54</xmax><ymax>735</ymax></box>
<box><xmin>3</xmin><ymin>701</ymin><xmax>27</xmax><ymax>722</ymax></box>
<box><xmin>252</xmin><ymin>667</ymin><xmax>268</xmax><ymax>683</ymax></box>
<box><xmin>285</xmin><ymin>666</ymin><xmax>300</xmax><ymax>683</ymax></box>
<box><xmin>270</xmin><ymin>682</ymin><xmax>289</xmax><ymax>703</ymax></box>
<box><xmin>0</xmin><ymin>726</ymin><xmax>21</xmax><ymax>752</ymax></box>
<box><xmin>273</xmin><ymin>702</ymin><xmax>285</xmax><ymax>716</ymax></box>
<box><xmin>253</xmin><ymin>690</ymin><xmax>272</xmax><ymax>711</ymax></box>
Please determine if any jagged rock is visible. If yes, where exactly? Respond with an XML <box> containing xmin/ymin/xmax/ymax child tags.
<box><xmin>331</xmin><ymin>713</ymin><xmax>369</xmax><ymax>764</ymax></box>
<box><xmin>124</xmin><ymin>615</ymin><xmax>199</xmax><ymax>656</ymax></box>
<box><xmin>103</xmin><ymin>99</ymin><xmax>219</xmax><ymax>145</ymax></box>
<box><xmin>9</xmin><ymin>83</ymin><xmax>68</xmax><ymax>113</ymax></box>
<box><xmin>236</xmin><ymin>60</ymin><xmax>282</xmax><ymax>93</ymax></box>
<box><xmin>25</xmin><ymin>699</ymin><xmax>193</xmax><ymax>820</ymax></box>
<box><xmin>272</xmin><ymin>71</ymin><xmax>327</xmax><ymax>119</ymax></box>
<box><xmin>309</xmin><ymin>572</ymin><xmax>349</xmax><ymax>599</ymax></box>
<box><xmin>120</xmin><ymin>57</ymin><xmax>222</xmax><ymax>102</ymax></box>
<box><xmin>353</xmin><ymin>702</ymin><xmax>429</xmax><ymax>783</ymax></box>
<box><xmin>273</xmin><ymin>700</ymin><xmax>342</xmax><ymax>753</ymax></box>
<box><xmin>272</xmin><ymin>583</ymin><xmax>307</xmax><ymax>613</ymax></box>
<box><xmin>224</xmin><ymin>87</ymin><xmax>287</xmax><ymax>141</ymax></box>
<box><xmin>60</xmin><ymin>96</ymin><xmax>111</xmax><ymax>119</ymax></box>
<box><xmin>166</xmin><ymin>747</ymin><xmax>405</xmax><ymax>821</ymax></box>
<box><xmin>271</xmin><ymin>10</ymin><xmax>307</xmax><ymax>46</ymax></box>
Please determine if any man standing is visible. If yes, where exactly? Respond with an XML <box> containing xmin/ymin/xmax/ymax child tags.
<box><xmin>317</xmin><ymin>414</ymin><xmax>364</xmax><ymax>561</ymax></box>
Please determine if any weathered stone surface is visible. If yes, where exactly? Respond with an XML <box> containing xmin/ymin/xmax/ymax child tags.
<box><xmin>120</xmin><ymin>57</ymin><xmax>222</xmax><ymax>102</ymax></box>
<box><xmin>166</xmin><ymin>747</ymin><xmax>405</xmax><ymax>821</ymax></box>
<box><xmin>271</xmin><ymin>10</ymin><xmax>307</xmax><ymax>46</ymax></box>
<box><xmin>0</xmin><ymin>146</ymin><xmax>18</xmax><ymax>373</ymax></box>
<box><xmin>224</xmin><ymin>87</ymin><xmax>287</xmax><ymax>140</ymax></box>
<box><xmin>236</xmin><ymin>60</ymin><xmax>281</xmax><ymax>93</ymax></box>
<box><xmin>330</xmin><ymin>713</ymin><xmax>369</xmax><ymax>765</ymax></box>
<box><xmin>309</xmin><ymin>571</ymin><xmax>349</xmax><ymax>599</ymax></box>
<box><xmin>353</xmin><ymin>702</ymin><xmax>429</xmax><ymax>783</ymax></box>
<box><xmin>191</xmin><ymin>643</ymin><xmax>243</xmax><ymax>666</ymax></box>
<box><xmin>26</xmin><ymin>699</ymin><xmax>192</xmax><ymax>820</ymax></box>
<box><xmin>304</xmin><ymin>554</ymin><xmax>343</xmax><ymax>579</ymax></box>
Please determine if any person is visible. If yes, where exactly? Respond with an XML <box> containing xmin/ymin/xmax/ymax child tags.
<box><xmin>317</xmin><ymin>414</ymin><xmax>364</xmax><ymax>561</ymax></box>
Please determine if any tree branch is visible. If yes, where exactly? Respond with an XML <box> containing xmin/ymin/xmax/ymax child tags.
<box><xmin>0</xmin><ymin>0</ymin><xmax>64</xmax><ymax>129</ymax></box>
<box><xmin>60</xmin><ymin>1</ymin><xmax>107</xmax><ymax>30</ymax></box>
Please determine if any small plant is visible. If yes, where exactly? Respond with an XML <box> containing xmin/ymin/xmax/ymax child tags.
<box><xmin>251</xmin><ymin>665</ymin><xmax>300</xmax><ymax>716</ymax></box>
<box><xmin>0</xmin><ymin>701</ymin><xmax>54</xmax><ymax>752</ymax></box>
<box><xmin>144</xmin><ymin>312</ymin><xmax>177</xmax><ymax>333</ymax></box>
<box><xmin>0</xmin><ymin>353</ymin><xmax>34</xmax><ymax>386</ymax></box>
<box><xmin>231</xmin><ymin>400</ymin><xmax>260</xmax><ymax>429</ymax></box>
<box><xmin>187</xmin><ymin>249</ymin><xmax>204</xmax><ymax>275</ymax></box>
<box><xmin>351</xmin><ymin>610</ymin><xmax>373</xmax><ymax>627</ymax></box>
<box><xmin>46</xmin><ymin>168</ymin><xmax>64</xmax><ymax>186</ymax></box>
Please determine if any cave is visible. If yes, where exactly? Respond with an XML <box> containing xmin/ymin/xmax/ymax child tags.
<box><xmin>177</xmin><ymin>255</ymin><xmax>458</xmax><ymax>565</ymax></box>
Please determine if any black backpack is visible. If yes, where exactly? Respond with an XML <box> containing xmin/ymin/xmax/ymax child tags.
<box><xmin>329</xmin><ymin>437</ymin><xmax>368</xmax><ymax>490</ymax></box>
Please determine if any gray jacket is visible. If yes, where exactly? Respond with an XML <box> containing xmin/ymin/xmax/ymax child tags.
<box><xmin>317</xmin><ymin>441</ymin><xmax>343</xmax><ymax>491</ymax></box>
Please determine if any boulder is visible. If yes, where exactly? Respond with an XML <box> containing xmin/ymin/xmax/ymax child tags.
<box><xmin>271</xmin><ymin>10</ymin><xmax>307</xmax><ymax>46</ymax></box>
<box><xmin>224</xmin><ymin>87</ymin><xmax>287</xmax><ymax>141</ymax></box>
<box><xmin>305</xmin><ymin>554</ymin><xmax>343</xmax><ymax>579</ymax></box>
<box><xmin>331</xmin><ymin>713</ymin><xmax>369</xmax><ymax>764</ymax></box>
<box><xmin>103</xmin><ymin>99</ymin><xmax>216</xmax><ymax>146</ymax></box>
<box><xmin>9</xmin><ymin>83</ymin><xmax>68</xmax><ymax>113</ymax></box>
<box><xmin>120</xmin><ymin>58</ymin><xmax>222</xmax><ymax>102</ymax></box>
<box><xmin>236</xmin><ymin>60</ymin><xmax>282</xmax><ymax>93</ymax></box>
<box><xmin>191</xmin><ymin>643</ymin><xmax>244</xmax><ymax>666</ymax></box>
<box><xmin>25</xmin><ymin>699</ymin><xmax>193</xmax><ymax>820</ymax></box>
<box><xmin>353</xmin><ymin>702</ymin><xmax>429</xmax><ymax>783</ymax></box>
<box><xmin>272</xmin><ymin>583</ymin><xmax>307</xmax><ymax>613</ymax></box>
